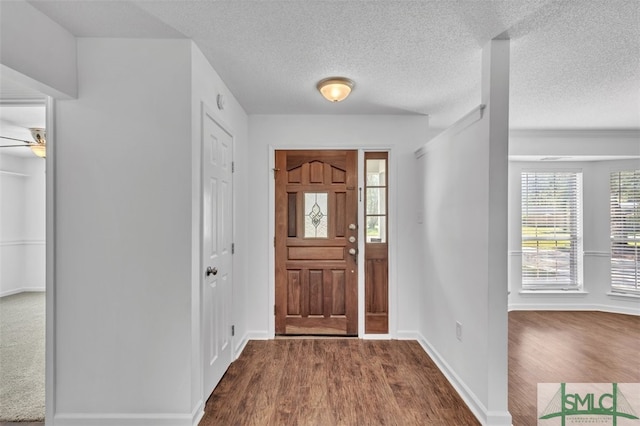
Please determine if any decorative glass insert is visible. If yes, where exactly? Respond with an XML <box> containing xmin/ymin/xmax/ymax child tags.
<box><xmin>304</xmin><ymin>193</ymin><xmax>328</xmax><ymax>238</ymax></box>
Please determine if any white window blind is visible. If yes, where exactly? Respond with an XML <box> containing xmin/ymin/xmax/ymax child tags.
<box><xmin>521</xmin><ymin>171</ymin><xmax>581</xmax><ymax>289</ymax></box>
<box><xmin>610</xmin><ymin>170</ymin><xmax>639</xmax><ymax>294</ymax></box>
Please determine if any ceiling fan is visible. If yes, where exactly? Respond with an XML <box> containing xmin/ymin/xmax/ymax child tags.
<box><xmin>0</xmin><ymin>128</ymin><xmax>46</xmax><ymax>158</ymax></box>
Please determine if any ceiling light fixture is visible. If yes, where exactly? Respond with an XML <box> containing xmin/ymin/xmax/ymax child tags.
<box><xmin>0</xmin><ymin>127</ymin><xmax>46</xmax><ymax>158</ymax></box>
<box><xmin>29</xmin><ymin>128</ymin><xmax>46</xmax><ymax>158</ymax></box>
<box><xmin>317</xmin><ymin>77</ymin><xmax>354</xmax><ymax>102</ymax></box>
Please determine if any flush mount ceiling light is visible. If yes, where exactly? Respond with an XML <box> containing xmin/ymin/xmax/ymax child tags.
<box><xmin>317</xmin><ymin>77</ymin><xmax>355</xmax><ymax>102</ymax></box>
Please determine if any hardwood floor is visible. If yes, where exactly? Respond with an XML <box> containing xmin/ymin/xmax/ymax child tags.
<box><xmin>5</xmin><ymin>311</ymin><xmax>636</xmax><ymax>426</ymax></box>
<box><xmin>200</xmin><ymin>339</ymin><xmax>480</xmax><ymax>426</ymax></box>
<box><xmin>202</xmin><ymin>312</ymin><xmax>639</xmax><ymax>426</ymax></box>
<box><xmin>508</xmin><ymin>311</ymin><xmax>640</xmax><ymax>426</ymax></box>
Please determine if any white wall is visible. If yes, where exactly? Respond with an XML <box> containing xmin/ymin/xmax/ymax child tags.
<box><xmin>0</xmin><ymin>0</ymin><xmax>76</xmax><ymax>99</ymax></box>
<box><xmin>509</xmin><ymin>129</ymin><xmax>640</xmax><ymax>158</ymax></box>
<box><xmin>54</xmin><ymin>38</ymin><xmax>194</xmax><ymax>424</ymax></box>
<box><xmin>413</xmin><ymin>40</ymin><xmax>511</xmax><ymax>425</ymax></box>
<box><xmin>508</xmin><ymin>132</ymin><xmax>640</xmax><ymax>315</ymax></box>
<box><xmin>0</xmin><ymin>155</ymin><xmax>26</xmax><ymax>296</ymax></box>
<box><xmin>0</xmin><ymin>154</ymin><xmax>46</xmax><ymax>296</ymax></box>
<box><xmin>51</xmin><ymin>37</ymin><xmax>249</xmax><ymax>426</ymax></box>
<box><xmin>246</xmin><ymin>114</ymin><xmax>432</xmax><ymax>338</ymax></box>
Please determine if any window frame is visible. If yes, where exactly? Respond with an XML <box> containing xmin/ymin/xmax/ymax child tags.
<box><xmin>364</xmin><ymin>153</ymin><xmax>388</xmax><ymax>244</ymax></box>
<box><xmin>610</xmin><ymin>169</ymin><xmax>640</xmax><ymax>295</ymax></box>
<box><xmin>520</xmin><ymin>169</ymin><xmax>583</xmax><ymax>290</ymax></box>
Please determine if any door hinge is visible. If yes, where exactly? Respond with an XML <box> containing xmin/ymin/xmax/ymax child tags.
<box><xmin>232</xmin><ymin>243</ymin><xmax>235</xmax><ymax>254</ymax></box>
<box><xmin>231</xmin><ymin>325</ymin><xmax>235</xmax><ymax>337</ymax></box>
<box><xmin>232</xmin><ymin>162</ymin><xmax>235</xmax><ymax>173</ymax></box>
<box><xmin>273</xmin><ymin>237</ymin><xmax>276</xmax><ymax>247</ymax></box>
<box><xmin>274</xmin><ymin>305</ymin><xmax>276</xmax><ymax>316</ymax></box>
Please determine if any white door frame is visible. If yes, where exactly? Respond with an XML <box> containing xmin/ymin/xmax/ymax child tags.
<box><xmin>0</xmin><ymin>96</ymin><xmax>55</xmax><ymax>421</ymax></box>
<box><xmin>199</xmin><ymin>102</ymin><xmax>235</xmax><ymax>401</ymax></box>
<box><xmin>45</xmin><ymin>95</ymin><xmax>56</xmax><ymax>424</ymax></box>
<box><xmin>267</xmin><ymin>145</ymin><xmax>397</xmax><ymax>338</ymax></box>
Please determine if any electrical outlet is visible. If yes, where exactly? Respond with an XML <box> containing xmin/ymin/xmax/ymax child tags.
<box><xmin>456</xmin><ymin>321</ymin><xmax>462</xmax><ymax>341</ymax></box>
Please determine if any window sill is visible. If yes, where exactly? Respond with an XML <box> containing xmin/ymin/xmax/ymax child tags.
<box><xmin>606</xmin><ymin>292</ymin><xmax>640</xmax><ymax>300</ymax></box>
<box><xmin>519</xmin><ymin>290</ymin><xmax>589</xmax><ymax>296</ymax></box>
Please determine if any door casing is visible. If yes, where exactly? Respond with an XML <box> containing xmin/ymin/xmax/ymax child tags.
<box><xmin>268</xmin><ymin>146</ymin><xmax>396</xmax><ymax>338</ymax></box>
<box><xmin>200</xmin><ymin>102</ymin><xmax>234</xmax><ymax>400</ymax></box>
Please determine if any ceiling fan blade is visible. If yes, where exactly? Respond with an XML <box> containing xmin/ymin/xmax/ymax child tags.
<box><xmin>0</xmin><ymin>135</ymin><xmax>33</xmax><ymax>144</ymax></box>
<box><xmin>0</xmin><ymin>144</ymin><xmax>34</xmax><ymax>148</ymax></box>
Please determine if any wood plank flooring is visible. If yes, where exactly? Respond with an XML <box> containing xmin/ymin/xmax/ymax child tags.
<box><xmin>202</xmin><ymin>311</ymin><xmax>639</xmax><ymax>426</ymax></box>
<box><xmin>199</xmin><ymin>339</ymin><xmax>480</xmax><ymax>426</ymax></box>
<box><xmin>508</xmin><ymin>311</ymin><xmax>640</xmax><ymax>426</ymax></box>
<box><xmin>3</xmin><ymin>311</ymin><xmax>636</xmax><ymax>426</ymax></box>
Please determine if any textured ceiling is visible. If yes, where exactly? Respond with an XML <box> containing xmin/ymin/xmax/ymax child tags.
<box><xmin>20</xmin><ymin>0</ymin><xmax>640</xmax><ymax>129</ymax></box>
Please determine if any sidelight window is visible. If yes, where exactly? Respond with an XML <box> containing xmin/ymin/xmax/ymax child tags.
<box><xmin>365</xmin><ymin>157</ymin><xmax>387</xmax><ymax>243</ymax></box>
<box><xmin>364</xmin><ymin>151</ymin><xmax>389</xmax><ymax>335</ymax></box>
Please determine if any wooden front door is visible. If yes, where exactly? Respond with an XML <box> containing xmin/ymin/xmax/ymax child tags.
<box><xmin>275</xmin><ymin>150</ymin><xmax>358</xmax><ymax>335</ymax></box>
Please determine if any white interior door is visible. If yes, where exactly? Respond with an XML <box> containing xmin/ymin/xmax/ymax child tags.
<box><xmin>202</xmin><ymin>105</ymin><xmax>233</xmax><ymax>398</ymax></box>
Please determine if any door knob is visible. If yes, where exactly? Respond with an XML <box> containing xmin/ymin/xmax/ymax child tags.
<box><xmin>348</xmin><ymin>248</ymin><xmax>358</xmax><ymax>265</ymax></box>
<box><xmin>206</xmin><ymin>266</ymin><xmax>218</xmax><ymax>276</ymax></box>
<box><xmin>348</xmin><ymin>236</ymin><xmax>356</xmax><ymax>243</ymax></box>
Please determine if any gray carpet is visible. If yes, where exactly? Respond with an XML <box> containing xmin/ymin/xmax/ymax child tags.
<box><xmin>0</xmin><ymin>292</ymin><xmax>45</xmax><ymax>422</ymax></box>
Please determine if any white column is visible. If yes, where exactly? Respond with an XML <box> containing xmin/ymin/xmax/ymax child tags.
<box><xmin>483</xmin><ymin>38</ymin><xmax>512</xmax><ymax>425</ymax></box>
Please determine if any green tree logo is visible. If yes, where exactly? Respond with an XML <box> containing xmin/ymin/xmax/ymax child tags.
<box><xmin>539</xmin><ymin>383</ymin><xmax>639</xmax><ymax>425</ymax></box>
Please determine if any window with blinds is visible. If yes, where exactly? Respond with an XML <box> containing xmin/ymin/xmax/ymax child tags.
<box><xmin>521</xmin><ymin>171</ymin><xmax>582</xmax><ymax>289</ymax></box>
<box><xmin>610</xmin><ymin>170</ymin><xmax>639</xmax><ymax>294</ymax></box>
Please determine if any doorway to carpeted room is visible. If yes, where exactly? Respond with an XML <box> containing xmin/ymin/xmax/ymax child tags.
<box><xmin>0</xmin><ymin>292</ymin><xmax>45</xmax><ymax>422</ymax></box>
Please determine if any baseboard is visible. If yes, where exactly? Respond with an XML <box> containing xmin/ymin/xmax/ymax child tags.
<box><xmin>361</xmin><ymin>333</ymin><xmax>391</xmax><ymax>339</ymax></box>
<box><xmin>395</xmin><ymin>330</ymin><xmax>418</xmax><ymax>340</ymax></box>
<box><xmin>413</xmin><ymin>333</ymin><xmax>486</xmax><ymax>424</ymax></box>
<box><xmin>245</xmin><ymin>331</ymin><xmax>270</xmax><ymax>340</ymax></box>
<box><xmin>413</xmin><ymin>332</ymin><xmax>512</xmax><ymax>426</ymax></box>
<box><xmin>486</xmin><ymin>411</ymin><xmax>514</xmax><ymax>426</ymax></box>
<box><xmin>0</xmin><ymin>287</ymin><xmax>45</xmax><ymax>298</ymax></box>
<box><xmin>508</xmin><ymin>303</ymin><xmax>639</xmax><ymax>316</ymax></box>
<box><xmin>54</xmin><ymin>412</ymin><xmax>195</xmax><ymax>426</ymax></box>
<box><xmin>233</xmin><ymin>331</ymin><xmax>269</xmax><ymax>360</ymax></box>
<box><xmin>234</xmin><ymin>333</ymin><xmax>250</xmax><ymax>359</ymax></box>
<box><xmin>191</xmin><ymin>400</ymin><xmax>204</xmax><ymax>426</ymax></box>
